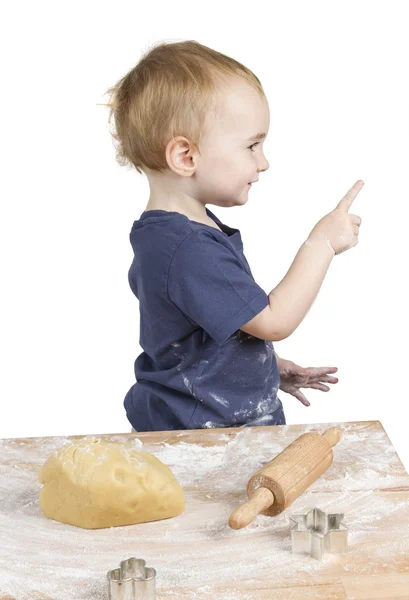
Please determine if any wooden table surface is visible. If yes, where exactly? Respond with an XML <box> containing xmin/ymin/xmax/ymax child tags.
<box><xmin>1</xmin><ymin>420</ymin><xmax>409</xmax><ymax>599</ymax></box>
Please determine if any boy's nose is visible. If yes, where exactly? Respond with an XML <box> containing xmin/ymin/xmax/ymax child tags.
<box><xmin>258</xmin><ymin>155</ymin><xmax>270</xmax><ymax>173</ymax></box>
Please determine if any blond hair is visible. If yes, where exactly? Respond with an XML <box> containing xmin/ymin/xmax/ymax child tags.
<box><xmin>100</xmin><ymin>39</ymin><xmax>265</xmax><ymax>175</ymax></box>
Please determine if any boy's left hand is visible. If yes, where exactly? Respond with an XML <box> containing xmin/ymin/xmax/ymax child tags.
<box><xmin>277</xmin><ymin>358</ymin><xmax>339</xmax><ymax>407</ymax></box>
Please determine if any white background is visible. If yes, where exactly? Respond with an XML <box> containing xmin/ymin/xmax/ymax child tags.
<box><xmin>1</xmin><ymin>1</ymin><xmax>408</xmax><ymax>470</ymax></box>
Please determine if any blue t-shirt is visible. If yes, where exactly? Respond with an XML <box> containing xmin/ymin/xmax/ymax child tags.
<box><xmin>124</xmin><ymin>207</ymin><xmax>285</xmax><ymax>432</ymax></box>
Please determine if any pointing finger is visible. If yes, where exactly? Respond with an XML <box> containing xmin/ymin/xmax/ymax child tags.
<box><xmin>336</xmin><ymin>180</ymin><xmax>364</xmax><ymax>212</ymax></box>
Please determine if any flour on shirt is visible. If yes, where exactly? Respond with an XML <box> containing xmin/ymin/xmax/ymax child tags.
<box><xmin>208</xmin><ymin>392</ymin><xmax>229</xmax><ymax>408</ymax></box>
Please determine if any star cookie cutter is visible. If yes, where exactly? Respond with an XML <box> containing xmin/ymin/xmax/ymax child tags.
<box><xmin>289</xmin><ymin>507</ymin><xmax>348</xmax><ymax>560</ymax></box>
<box><xmin>107</xmin><ymin>557</ymin><xmax>156</xmax><ymax>599</ymax></box>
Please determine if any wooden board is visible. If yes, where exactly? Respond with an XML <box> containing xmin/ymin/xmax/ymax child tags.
<box><xmin>1</xmin><ymin>420</ymin><xmax>409</xmax><ymax>599</ymax></box>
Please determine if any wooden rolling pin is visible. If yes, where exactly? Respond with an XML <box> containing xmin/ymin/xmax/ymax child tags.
<box><xmin>228</xmin><ymin>426</ymin><xmax>342</xmax><ymax>529</ymax></box>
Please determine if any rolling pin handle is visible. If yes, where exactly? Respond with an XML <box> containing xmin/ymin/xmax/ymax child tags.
<box><xmin>228</xmin><ymin>487</ymin><xmax>275</xmax><ymax>530</ymax></box>
<box><xmin>322</xmin><ymin>426</ymin><xmax>342</xmax><ymax>447</ymax></box>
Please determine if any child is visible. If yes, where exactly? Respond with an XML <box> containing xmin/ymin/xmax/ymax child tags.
<box><xmin>103</xmin><ymin>40</ymin><xmax>363</xmax><ymax>433</ymax></box>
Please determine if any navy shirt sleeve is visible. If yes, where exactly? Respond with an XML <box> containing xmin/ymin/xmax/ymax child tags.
<box><xmin>167</xmin><ymin>230</ymin><xmax>270</xmax><ymax>345</ymax></box>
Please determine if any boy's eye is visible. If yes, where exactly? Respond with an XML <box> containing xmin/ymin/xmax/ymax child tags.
<box><xmin>248</xmin><ymin>142</ymin><xmax>260</xmax><ymax>152</ymax></box>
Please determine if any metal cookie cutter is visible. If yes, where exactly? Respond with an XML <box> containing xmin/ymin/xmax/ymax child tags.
<box><xmin>289</xmin><ymin>507</ymin><xmax>348</xmax><ymax>560</ymax></box>
<box><xmin>107</xmin><ymin>557</ymin><xmax>156</xmax><ymax>599</ymax></box>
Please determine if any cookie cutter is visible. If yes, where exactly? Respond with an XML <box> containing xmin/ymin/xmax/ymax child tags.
<box><xmin>289</xmin><ymin>507</ymin><xmax>348</xmax><ymax>560</ymax></box>
<box><xmin>107</xmin><ymin>557</ymin><xmax>156</xmax><ymax>599</ymax></box>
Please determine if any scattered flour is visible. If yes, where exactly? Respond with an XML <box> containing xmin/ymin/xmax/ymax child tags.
<box><xmin>0</xmin><ymin>423</ymin><xmax>408</xmax><ymax>599</ymax></box>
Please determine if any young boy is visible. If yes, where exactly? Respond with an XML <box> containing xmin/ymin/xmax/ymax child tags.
<box><xmin>104</xmin><ymin>40</ymin><xmax>363</xmax><ymax>433</ymax></box>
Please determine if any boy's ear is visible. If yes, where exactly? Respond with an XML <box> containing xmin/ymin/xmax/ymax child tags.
<box><xmin>166</xmin><ymin>136</ymin><xmax>198</xmax><ymax>177</ymax></box>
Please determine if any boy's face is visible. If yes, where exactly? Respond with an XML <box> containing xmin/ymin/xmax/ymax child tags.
<box><xmin>195</xmin><ymin>77</ymin><xmax>270</xmax><ymax>208</ymax></box>
<box><xmin>144</xmin><ymin>77</ymin><xmax>270</xmax><ymax>213</ymax></box>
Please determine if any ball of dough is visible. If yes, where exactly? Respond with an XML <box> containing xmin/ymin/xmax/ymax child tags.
<box><xmin>38</xmin><ymin>438</ymin><xmax>185</xmax><ymax>529</ymax></box>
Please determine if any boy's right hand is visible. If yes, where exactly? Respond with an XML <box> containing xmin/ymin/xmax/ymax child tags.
<box><xmin>307</xmin><ymin>180</ymin><xmax>364</xmax><ymax>255</ymax></box>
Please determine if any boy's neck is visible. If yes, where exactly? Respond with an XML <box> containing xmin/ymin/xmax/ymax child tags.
<box><xmin>144</xmin><ymin>202</ymin><xmax>222</xmax><ymax>232</ymax></box>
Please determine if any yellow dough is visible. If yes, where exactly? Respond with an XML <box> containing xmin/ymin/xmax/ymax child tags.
<box><xmin>38</xmin><ymin>438</ymin><xmax>185</xmax><ymax>529</ymax></box>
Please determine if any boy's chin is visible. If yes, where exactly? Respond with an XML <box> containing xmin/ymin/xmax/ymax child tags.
<box><xmin>237</xmin><ymin>190</ymin><xmax>251</xmax><ymax>204</ymax></box>
<box><xmin>213</xmin><ymin>192</ymin><xmax>250</xmax><ymax>208</ymax></box>
<box><xmin>227</xmin><ymin>197</ymin><xmax>248</xmax><ymax>207</ymax></box>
